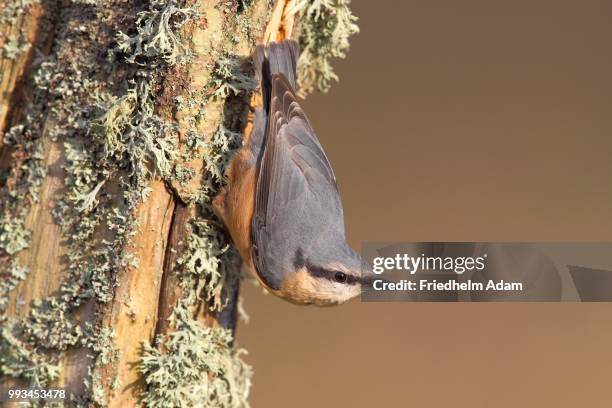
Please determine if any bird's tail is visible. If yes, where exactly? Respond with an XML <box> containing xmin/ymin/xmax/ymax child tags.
<box><xmin>254</xmin><ymin>40</ymin><xmax>299</xmax><ymax>112</ymax></box>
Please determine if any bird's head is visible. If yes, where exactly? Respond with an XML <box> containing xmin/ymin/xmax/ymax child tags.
<box><xmin>276</xmin><ymin>246</ymin><xmax>371</xmax><ymax>306</ymax></box>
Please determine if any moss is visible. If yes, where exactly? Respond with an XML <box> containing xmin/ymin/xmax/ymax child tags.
<box><xmin>297</xmin><ymin>0</ymin><xmax>359</xmax><ymax>95</ymax></box>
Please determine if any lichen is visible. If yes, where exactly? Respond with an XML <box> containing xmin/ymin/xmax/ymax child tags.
<box><xmin>0</xmin><ymin>26</ymin><xmax>53</xmax><ymax>336</ymax></box>
<box><xmin>0</xmin><ymin>0</ymin><xmax>347</xmax><ymax>405</ymax></box>
<box><xmin>115</xmin><ymin>0</ymin><xmax>200</xmax><ymax>65</ymax></box>
<box><xmin>0</xmin><ymin>318</ymin><xmax>60</xmax><ymax>388</ymax></box>
<box><xmin>209</xmin><ymin>55</ymin><xmax>257</xmax><ymax>101</ymax></box>
<box><xmin>91</xmin><ymin>80</ymin><xmax>178</xmax><ymax>187</ymax></box>
<box><xmin>0</xmin><ymin>216</ymin><xmax>31</xmax><ymax>255</ymax></box>
<box><xmin>140</xmin><ymin>303</ymin><xmax>251</xmax><ymax>408</ymax></box>
<box><xmin>2</xmin><ymin>34</ymin><xmax>32</xmax><ymax>60</ymax></box>
<box><xmin>201</xmin><ymin>123</ymin><xmax>243</xmax><ymax>199</ymax></box>
<box><xmin>178</xmin><ymin>220</ymin><xmax>233</xmax><ymax>309</ymax></box>
<box><xmin>85</xmin><ymin>325</ymin><xmax>121</xmax><ymax>406</ymax></box>
<box><xmin>0</xmin><ymin>54</ymin><xmax>58</xmax><ymax>408</ymax></box>
<box><xmin>0</xmin><ymin>261</ymin><xmax>29</xmax><ymax>312</ymax></box>
<box><xmin>0</xmin><ymin>0</ymin><xmax>39</xmax><ymax>25</ymax></box>
<box><xmin>139</xmin><ymin>4</ymin><xmax>259</xmax><ymax>407</ymax></box>
<box><xmin>87</xmin><ymin>326</ymin><xmax>120</xmax><ymax>367</ymax></box>
<box><xmin>0</xmin><ymin>0</ymin><xmax>147</xmax><ymax>403</ymax></box>
<box><xmin>297</xmin><ymin>0</ymin><xmax>359</xmax><ymax>95</ymax></box>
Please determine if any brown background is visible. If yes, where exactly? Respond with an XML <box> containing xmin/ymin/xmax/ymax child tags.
<box><xmin>238</xmin><ymin>1</ymin><xmax>612</xmax><ymax>407</ymax></box>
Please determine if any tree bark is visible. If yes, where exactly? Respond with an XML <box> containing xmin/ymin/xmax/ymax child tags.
<box><xmin>0</xmin><ymin>0</ymin><xmax>357</xmax><ymax>404</ymax></box>
<box><xmin>0</xmin><ymin>0</ymin><xmax>297</xmax><ymax>406</ymax></box>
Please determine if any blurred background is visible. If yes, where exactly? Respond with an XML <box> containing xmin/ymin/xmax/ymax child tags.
<box><xmin>238</xmin><ymin>1</ymin><xmax>612</xmax><ymax>406</ymax></box>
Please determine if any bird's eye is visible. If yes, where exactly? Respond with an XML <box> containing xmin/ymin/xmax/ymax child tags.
<box><xmin>334</xmin><ymin>271</ymin><xmax>347</xmax><ymax>283</ymax></box>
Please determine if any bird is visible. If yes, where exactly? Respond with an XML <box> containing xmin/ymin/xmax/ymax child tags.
<box><xmin>213</xmin><ymin>40</ymin><xmax>369</xmax><ymax>306</ymax></box>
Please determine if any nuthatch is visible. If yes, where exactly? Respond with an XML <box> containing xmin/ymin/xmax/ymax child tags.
<box><xmin>213</xmin><ymin>40</ymin><xmax>368</xmax><ymax>306</ymax></box>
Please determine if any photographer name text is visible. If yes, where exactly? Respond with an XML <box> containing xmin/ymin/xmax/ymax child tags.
<box><xmin>372</xmin><ymin>279</ymin><xmax>523</xmax><ymax>292</ymax></box>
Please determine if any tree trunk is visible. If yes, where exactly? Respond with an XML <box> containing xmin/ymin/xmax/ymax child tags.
<box><xmin>0</xmin><ymin>0</ymin><xmax>357</xmax><ymax>406</ymax></box>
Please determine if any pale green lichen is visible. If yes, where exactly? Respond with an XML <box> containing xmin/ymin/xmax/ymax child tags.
<box><xmin>2</xmin><ymin>34</ymin><xmax>32</xmax><ymax>60</ymax></box>
<box><xmin>297</xmin><ymin>0</ymin><xmax>359</xmax><ymax>95</ymax></box>
<box><xmin>86</xmin><ymin>326</ymin><xmax>120</xmax><ymax>367</ymax></box>
<box><xmin>24</xmin><ymin>300</ymin><xmax>82</xmax><ymax>352</ymax></box>
<box><xmin>139</xmin><ymin>202</ymin><xmax>250</xmax><ymax>407</ymax></box>
<box><xmin>139</xmin><ymin>5</ymin><xmax>258</xmax><ymax>407</ymax></box>
<box><xmin>0</xmin><ymin>318</ymin><xmax>61</xmax><ymax>388</ymax></box>
<box><xmin>178</xmin><ymin>221</ymin><xmax>231</xmax><ymax>308</ymax></box>
<box><xmin>115</xmin><ymin>0</ymin><xmax>200</xmax><ymax>65</ymax></box>
<box><xmin>0</xmin><ymin>0</ymin><xmax>144</xmax><ymax>403</ymax></box>
<box><xmin>140</xmin><ymin>303</ymin><xmax>251</xmax><ymax>408</ymax></box>
<box><xmin>91</xmin><ymin>80</ymin><xmax>178</xmax><ymax>186</ymax></box>
<box><xmin>85</xmin><ymin>325</ymin><xmax>121</xmax><ymax>406</ymax></box>
<box><xmin>0</xmin><ymin>55</ymin><xmax>53</xmax><ymax>398</ymax></box>
<box><xmin>172</xmin><ymin>163</ymin><xmax>197</xmax><ymax>186</ymax></box>
<box><xmin>0</xmin><ymin>0</ymin><xmax>311</xmax><ymax>405</ymax></box>
<box><xmin>88</xmin><ymin>370</ymin><xmax>109</xmax><ymax>406</ymax></box>
<box><xmin>0</xmin><ymin>0</ymin><xmax>39</xmax><ymax>25</ymax></box>
<box><xmin>0</xmin><ymin>216</ymin><xmax>31</xmax><ymax>255</ymax></box>
<box><xmin>209</xmin><ymin>55</ymin><xmax>257</xmax><ymax>100</ymax></box>
<box><xmin>0</xmin><ymin>261</ymin><xmax>29</xmax><ymax>311</ymax></box>
<box><xmin>185</xmin><ymin>54</ymin><xmax>254</xmax><ymax>204</ymax></box>
<box><xmin>202</xmin><ymin>123</ymin><xmax>242</xmax><ymax>198</ymax></box>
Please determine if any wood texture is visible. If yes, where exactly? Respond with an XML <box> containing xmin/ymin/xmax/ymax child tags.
<box><xmin>0</xmin><ymin>0</ymin><xmax>301</xmax><ymax>405</ymax></box>
<box><xmin>0</xmin><ymin>2</ymin><xmax>42</xmax><ymax>147</ymax></box>
<box><xmin>6</xmin><ymin>137</ymin><xmax>66</xmax><ymax>316</ymax></box>
<box><xmin>102</xmin><ymin>179</ymin><xmax>175</xmax><ymax>407</ymax></box>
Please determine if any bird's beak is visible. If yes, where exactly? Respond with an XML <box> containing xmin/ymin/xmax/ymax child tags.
<box><xmin>359</xmin><ymin>274</ymin><xmax>377</xmax><ymax>286</ymax></box>
<box><xmin>358</xmin><ymin>261</ymin><xmax>374</xmax><ymax>287</ymax></box>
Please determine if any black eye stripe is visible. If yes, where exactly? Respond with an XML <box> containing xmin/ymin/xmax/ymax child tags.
<box><xmin>306</xmin><ymin>262</ymin><xmax>359</xmax><ymax>285</ymax></box>
<box><xmin>306</xmin><ymin>264</ymin><xmax>330</xmax><ymax>279</ymax></box>
<box><xmin>343</xmin><ymin>274</ymin><xmax>359</xmax><ymax>285</ymax></box>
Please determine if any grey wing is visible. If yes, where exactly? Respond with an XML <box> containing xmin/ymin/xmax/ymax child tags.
<box><xmin>252</xmin><ymin>74</ymin><xmax>345</xmax><ymax>290</ymax></box>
